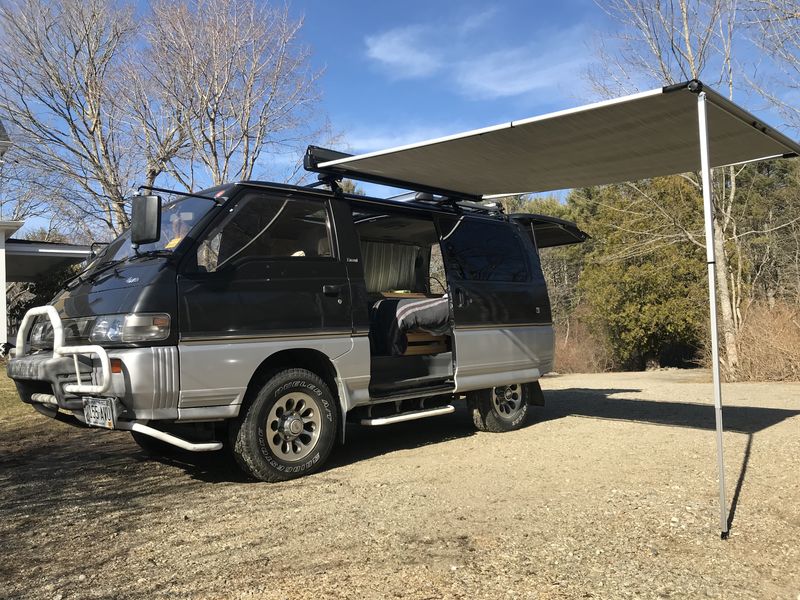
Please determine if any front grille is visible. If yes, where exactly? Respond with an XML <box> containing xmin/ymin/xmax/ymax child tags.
<box><xmin>56</xmin><ymin>362</ymin><xmax>99</xmax><ymax>400</ymax></box>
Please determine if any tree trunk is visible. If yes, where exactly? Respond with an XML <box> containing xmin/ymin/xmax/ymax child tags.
<box><xmin>713</xmin><ymin>219</ymin><xmax>739</xmax><ymax>378</ymax></box>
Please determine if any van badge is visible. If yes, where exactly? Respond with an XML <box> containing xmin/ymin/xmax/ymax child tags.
<box><xmin>126</xmin><ymin>277</ymin><xmax>140</xmax><ymax>284</ymax></box>
<box><xmin>346</xmin><ymin>258</ymin><xmax>359</xmax><ymax>263</ymax></box>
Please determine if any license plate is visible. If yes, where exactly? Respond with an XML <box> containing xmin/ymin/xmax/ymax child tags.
<box><xmin>83</xmin><ymin>398</ymin><xmax>116</xmax><ymax>429</ymax></box>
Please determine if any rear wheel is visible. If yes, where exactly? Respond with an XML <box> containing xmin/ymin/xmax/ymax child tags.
<box><xmin>469</xmin><ymin>383</ymin><xmax>530</xmax><ymax>432</ymax></box>
<box><xmin>230</xmin><ymin>368</ymin><xmax>338</xmax><ymax>482</ymax></box>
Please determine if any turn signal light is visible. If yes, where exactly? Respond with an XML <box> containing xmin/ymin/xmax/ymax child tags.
<box><xmin>110</xmin><ymin>359</ymin><xmax>123</xmax><ymax>374</ymax></box>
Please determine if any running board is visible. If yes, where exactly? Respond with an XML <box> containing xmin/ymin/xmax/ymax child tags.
<box><xmin>360</xmin><ymin>405</ymin><xmax>455</xmax><ymax>426</ymax></box>
<box><xmin>368</xmin><ymin>383</ymin><xmax>455</xmax><ymax>404</ymax></box>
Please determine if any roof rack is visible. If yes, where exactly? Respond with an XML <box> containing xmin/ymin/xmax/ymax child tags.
<box><xmin>304</xmin><ymin>145</ymin><xmax>503</xmax><ymax>215</ymax></box>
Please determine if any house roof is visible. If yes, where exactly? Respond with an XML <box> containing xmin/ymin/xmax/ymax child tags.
<box><xmin>4</xmin><ymin>236</ymin><xmax>91</xmax><ymax>282</ymax></box>
<box><xmin>0</xmin><ymin>120</ymin><xmax>10</xmax><ymax>159</ymax></box>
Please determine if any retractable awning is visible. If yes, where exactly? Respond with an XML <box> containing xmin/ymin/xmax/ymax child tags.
<box><xmin>309</xmin><ymin>80</ymin><xmax>800</xmax><ymax>198</ymax></box>
<box><xmin>308</xmin><ymin>79</ymin><xmax>800</xmax><ymax>539</ymax></box>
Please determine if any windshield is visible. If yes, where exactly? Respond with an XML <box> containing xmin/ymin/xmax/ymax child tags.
<box><xmin>100</xmin><ymin>188</ymin><xmax>226</xmax><ymax>265</ymax></box>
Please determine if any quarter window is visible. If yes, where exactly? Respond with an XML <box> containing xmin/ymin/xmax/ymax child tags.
<box><xmin>197</xmin><ymin>193</ymin><xmax>331</xmax><ymax>272</ymax></box>
<box><xmin>439</xmin><ymin>218</ymin><xmax>529</xmax><ymax>282</ymax></box>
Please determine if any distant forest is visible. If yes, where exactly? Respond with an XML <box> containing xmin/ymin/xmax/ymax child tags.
<box><xmin>508</xmin><ymin>161</ymin><xmax>800</xmax><ymax>381</ymax></box>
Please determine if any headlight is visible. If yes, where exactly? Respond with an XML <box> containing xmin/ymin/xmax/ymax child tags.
<box><xmin>90</xmin><ymin>313</ymin><xmax>171</xmax><ymax>343</ymax></box>
<box><xmin>30</xmin><ymin>321</ymin><xmax>54</xmax><ymax>345</ymax></box>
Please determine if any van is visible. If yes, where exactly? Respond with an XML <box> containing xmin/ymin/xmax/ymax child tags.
<box><xmin>7</xmin><ymin>149</ymin><xmax>586</xmax><ymax>482</ymax></box>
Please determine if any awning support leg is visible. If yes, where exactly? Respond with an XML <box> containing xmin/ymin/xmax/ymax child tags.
<box><xmin>697</xmin><ymin>91</ymin><xmax>729</xmax><ymax>539</ymax></box>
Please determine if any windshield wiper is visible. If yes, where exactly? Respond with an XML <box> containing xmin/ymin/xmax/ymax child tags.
<box><xmin>64</xmin><ymin>259</ymin><xmax>110</xmax><ymax>291</ymax></box>
<box><xmin>83</xmin><ymin>258</ymin><xmax>129</xmax><ymax>284</ymax></box>
<box><xmin>132</xmin><ymin>249</ymin><xmax>174</xmax><ymax>261</ymax></box>
<box><xmin>63</xmin><ymin>250</ymin><xmax>171</xmax><ymax>290</ymax></box>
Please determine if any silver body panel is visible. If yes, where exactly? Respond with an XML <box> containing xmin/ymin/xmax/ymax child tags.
<box><xmin>107</xmin><ymin>347</ymin><xmax>180</xmax><ymax>420</ymax></box>
<box><xmin>176</xmin><ymin>333</ymin><xmax>372</xmax><ymax>422</ymax></box>
<box><xmin>10</xmin><ymin>329</ymin><xmax>553</xmax><ymax>424</ymax></box>
<box><xmin>452</xmin><ymin>324</ymin><xmax>554</xmax><ymax>393</ymax></box>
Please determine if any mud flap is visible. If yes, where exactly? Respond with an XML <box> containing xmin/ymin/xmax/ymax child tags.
<box><xmin>526</xmin><ymin>380</ymin><xmax>545</xmax><ymax>406</ymax></box>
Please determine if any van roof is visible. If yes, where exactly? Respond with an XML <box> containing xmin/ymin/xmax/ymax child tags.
<box><xmin>227</xmin><ymin>180</ymin><xmax>588</xmax><ymax>248</ymax></box>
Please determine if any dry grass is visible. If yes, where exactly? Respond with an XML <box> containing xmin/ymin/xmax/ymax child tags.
<box><xmin>553</xmin><ymin>319</ymin><xmax>612</xmax><ymax>373</ymax></box>
<box><xmin>0</xmin><ymin>359</ymin><xmax>26</xmax><ymax>418</ymax></box>
<box><xmin>735</xmin><ymin>301</ymin><xmax>800</xmax><ymax>381</ymax></box>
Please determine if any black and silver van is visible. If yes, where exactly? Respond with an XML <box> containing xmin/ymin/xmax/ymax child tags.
<box><xmin>7</xmin><ymin>149</ymin><xmax>586</xmax><ymax>482</ymax></box>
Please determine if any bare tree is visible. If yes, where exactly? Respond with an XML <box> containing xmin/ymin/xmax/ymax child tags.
<box><xmin>0</xmin><ymin>0</ymin><xmax>139</xmax><ymax>233</ymax></box>
<box><xmin>0</xmin><ymin>0</ymin><xmax>199</xmax><ymax>236</ymax></box>
<box><xmin>589</xmin><ymin>0</ymin><xmax>749</xmax><ymax>376</ymax></box>
<box><xmin>146</xmin><ymin>0</ymin><xmax>324</xmax><ymax>188</ymax></box>
<box><xmin>120</xmin><ymin>56</ymin><xmax>192</xmax><ymax>192</ymax></box>
<box><xmin>747</xmin><ymin>1</ymin><xmax>800</xmax><ymax>125</ymax></box>
<box><xmin>0</xmin><ymin>155</ymin><xmax>47</xmax><ymax>222</ymax></box>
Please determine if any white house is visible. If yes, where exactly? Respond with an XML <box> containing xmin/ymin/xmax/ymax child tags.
<box><xmin>0</xmin><ymin>125</ymin><xmax>91</xmax><ymax>346</ymax></box>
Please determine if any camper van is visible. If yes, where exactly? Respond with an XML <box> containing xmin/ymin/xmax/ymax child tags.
<box><xmin>7</xmin><ymin>146</ymin><xmax>586</xmax><ymax>482</ymax></box>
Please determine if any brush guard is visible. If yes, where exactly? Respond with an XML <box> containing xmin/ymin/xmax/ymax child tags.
<box><xmin>14</xmin><ymin>305</ymin><xmax>111</xmax><ymax>396</ymax></box>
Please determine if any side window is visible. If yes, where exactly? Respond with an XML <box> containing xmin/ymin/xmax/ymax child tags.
<box><xmin>439</xmin><ymin>218</ymin><xmax>530</xmax><ymax>282</ymax></box>
<box><xmin>352</xmin><ymin>208</ymin><xmax>441</xmax><ymax>294</ymax></box>
<box><xmin>197</xmin><ymin>193</ymin><xmax>332</xmax><ymax>272</ymax></box>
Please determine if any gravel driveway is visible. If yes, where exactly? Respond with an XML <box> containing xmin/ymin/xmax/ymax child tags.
<box><xmin>1</xmin><ymin>370</ymin><xmax>799</xmax><ymax>599</ymax></box>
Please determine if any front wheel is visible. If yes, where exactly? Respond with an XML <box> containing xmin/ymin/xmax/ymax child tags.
<box><xmin>469</xmin><ymin>383</ymin><xmax>530</xmax><ymax>432</ymax></box>
<box><xmin>230</xmin><ymin>368</ymin><xmax>338</xmax><ymax>482</ymax></box>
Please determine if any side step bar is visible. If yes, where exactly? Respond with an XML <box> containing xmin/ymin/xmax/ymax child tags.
<box><xmin>115</xmin><ymin>421</ymin><xmax>223</xmax><ymax>452</ymax></box>
<box><xmin>360</xmin><ymin>405</ymin><xmax>455</xmax><ymax>426</ymax></box>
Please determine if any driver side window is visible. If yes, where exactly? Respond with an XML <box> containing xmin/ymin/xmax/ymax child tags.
<box><xmin>196</xmin><ymin>193</ymin><xmax>332</xmax><ymax>272</ymax></box>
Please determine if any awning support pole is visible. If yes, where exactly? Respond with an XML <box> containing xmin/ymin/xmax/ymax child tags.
<box><xmin>697</xmin><ymin>91</ymin><xmax>729</xmax><ymax>539</ymax></box>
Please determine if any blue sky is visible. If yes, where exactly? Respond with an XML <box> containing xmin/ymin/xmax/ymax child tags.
<box><xmin>10</xmin><ymin>1</ymin><xmax>796</xmax><ymax>236</ymax></box>
<box><xmin>295</xmin><ymin>1</ymin><xmax>612</xmax><ymax>158</ymax></box>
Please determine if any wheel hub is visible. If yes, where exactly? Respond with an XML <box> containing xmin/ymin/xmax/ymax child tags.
<box><xmin>492</xmin><ymin>384</ymin><xmax>524</xmax><ymax>420</ymax></box>
<box><xmin>282</xmin><ymin>414</ymin><xmax>304</xmax><ymax>438</ymax></box>
<box><xmin>266</xmin><ymin>392</ymin><xmax>322</xmax><ymax>462</ymax></box>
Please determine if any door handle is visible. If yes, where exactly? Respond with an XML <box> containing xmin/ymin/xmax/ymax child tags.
<box><xmin>322</xmin><ymin>284</ymin><xmax>343</xmax><ymax>297</ymax></box>
<box><xmin>455</xmin><ymin>287</ymin><xmax>472</xmax><ymax>308</ymax></box>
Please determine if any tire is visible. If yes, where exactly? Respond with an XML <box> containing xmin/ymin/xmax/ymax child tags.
<box><xmin>229</xmin><ymin>368</ymin><xmax>338</xmax><ymax>482</ymax></box>
<box><xmin>469</xmin><ymin>383</ymin><xmax>530</xmax><ymax>433</ymax></box>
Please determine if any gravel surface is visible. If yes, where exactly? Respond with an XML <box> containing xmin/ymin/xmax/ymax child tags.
<box><xmin>1</xmin><ymin>369</ymin><xmax>799</xmax><ymax>599</ymax></box>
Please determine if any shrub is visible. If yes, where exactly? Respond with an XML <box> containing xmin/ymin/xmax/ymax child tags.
<box><xmin>735</xmin><ymin>301</ymin><xmax>800</xmax><ymax>381</ymax></box>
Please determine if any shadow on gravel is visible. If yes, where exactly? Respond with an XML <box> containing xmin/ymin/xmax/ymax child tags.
<box><xmin>538</xmin><ymin>388</ymin><xmax>799</xmax><ymax>535</ymax></box>
<box><xmin>138</xmin><ymin>404</ymin><xmax>480</xmax><ymax>480</ymax></box>
<box><xmin>328</xmin><ymin>403</ymin><xmax>477</xmax><ymax>470</ymax></box>
<box><xmin>4</xmin><ymin>390</ymin><xmax>794</xmax><ymax>495</ymax></box>
<box><xmin>142</xmin><ymin>390</ymin><xmax>799</xmax><ymax>480</ymax></box>
<box><xmin>131</xmin><ymin>449</ymin><xmax>253</xmax><ymax>484</ymax></box>
<box><xmin>727</xmin><ymin>432</ymin><xmax>754</xmax><ymax>532</ymax></box>
<box><xmin>539</xmin><ymin>388</ymin><xmax>800</xmax><ymax>434</ymax></box>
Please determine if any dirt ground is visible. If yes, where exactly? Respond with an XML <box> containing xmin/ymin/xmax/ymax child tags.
<box><xmin>1</xmin><ymin>369</ymin><xmax>799</xmax><ymax>600</ymax></box>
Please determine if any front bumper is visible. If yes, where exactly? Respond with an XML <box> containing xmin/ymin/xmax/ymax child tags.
<box><xmin>8</xmin><ymin>346</ymin><xmax>180</xmax><ymax>420</ymax></box>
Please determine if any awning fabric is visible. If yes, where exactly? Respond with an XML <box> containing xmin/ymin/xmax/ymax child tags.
<box><xmin>313</xmin><ymin>81</ymin><xmax>800</xmax><ymax>197</ymax></box>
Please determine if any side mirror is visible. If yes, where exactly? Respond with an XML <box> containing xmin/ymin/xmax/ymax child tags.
<box><xmin>130</xmin><ymin>194</ymin><xmax>161</xmax><ymax>246</ymax></box>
